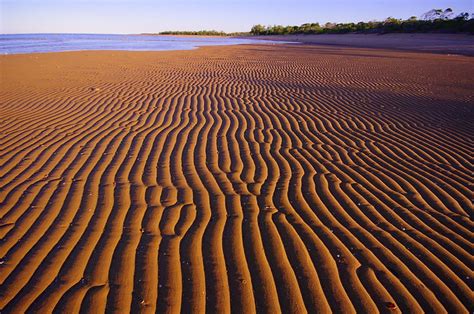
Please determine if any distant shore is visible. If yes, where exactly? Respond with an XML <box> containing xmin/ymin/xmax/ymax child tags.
<box><xmin>140</xmin><ymin>34</ymin><xmax>232</xmax><ymax>38</ymax></box>
<box><xmin>238</xmin><ymin>33</ymin><xmax>474</xmax><ymax>56</ymax></box>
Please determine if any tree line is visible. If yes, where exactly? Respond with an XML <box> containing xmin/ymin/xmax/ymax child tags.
<box><xmin>158</xmin><ymin>30</ymin><xmax>228</xmax><ymax>36</ymax></box>
<box><xmin>250</xmin><ymin>9</ymin><xmax>474</xmax><ymax>35</ymax></box>
<box><xmin>156</xmin><ymin>30</ymin><xmax>249</xmax><ymax>36</ymax></box>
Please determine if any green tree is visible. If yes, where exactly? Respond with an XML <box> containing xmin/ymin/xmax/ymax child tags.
<box><xmin>250</xmin><ymin>24</ymin><xmax>266</xmax><ymax>35</ymax></box>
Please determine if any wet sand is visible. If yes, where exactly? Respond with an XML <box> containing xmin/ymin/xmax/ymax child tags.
<box><xmin>0</xmin><ymin>44</ymin><xmax>473</xmax><ymax>313</ymax></box>
<box><xmin>244</xmin><ymin>33</ymin><xmax>474</xmax><ymax>56</ymax></box>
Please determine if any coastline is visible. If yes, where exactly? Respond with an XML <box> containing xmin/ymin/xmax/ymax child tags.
<box><xmin>0</xmin><ymin>34</ymin><xmax>273</xmax><ymax>55</ymax></box>
<box><xmin>1</xmin><ymin>44</ymin><xmax>472</xmax><ymax>312</ymax></box>
<box><xmin>3</xmin><ymin>33</ymin><xmax>472</xmax><ymax>56</ymax></box>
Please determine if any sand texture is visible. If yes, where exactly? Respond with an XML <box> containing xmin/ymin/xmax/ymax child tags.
<box><xmin>0</xmin><ymin>44</ymin><xmax>473</xmax><ymax>313</ymax></box>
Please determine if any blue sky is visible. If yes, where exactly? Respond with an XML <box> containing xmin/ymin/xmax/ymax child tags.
<box><xmin>1</xmin><ymin>0</ymin><xmax>472</xmax><ymax>34</ymax></box>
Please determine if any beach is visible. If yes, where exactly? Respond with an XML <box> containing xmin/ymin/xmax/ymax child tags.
<box><xmin>244</xmin><ymin>33</ymin><xmax>474</xmax><ymax>56</ymax></box>
<box><xmin>0</xmin><ymin>43</ymin><xmax>473</xmax><ymax>313</ymax></box>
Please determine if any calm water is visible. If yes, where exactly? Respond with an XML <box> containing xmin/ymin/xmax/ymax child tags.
<box><xmin>0</xmin><ymin>33</ymin><xmax>280</xmax><ymax>55</ymax></box>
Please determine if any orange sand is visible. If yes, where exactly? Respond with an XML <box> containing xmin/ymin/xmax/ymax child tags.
<box><xmin>0</xmin><ymin>44</ymin><xmax>473</xmax><ymax>313</ymax></box>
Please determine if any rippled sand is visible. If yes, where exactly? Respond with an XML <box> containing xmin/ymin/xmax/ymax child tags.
<box><xmin>0</xmin><ymin>44</ymin><xmax>472</xmax><ymax>313</ymax></box>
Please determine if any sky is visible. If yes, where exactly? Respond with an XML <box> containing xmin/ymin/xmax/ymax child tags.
<box><xmin>1</xmin><ymin>0</ymin><xmax>472</xmax><ymax>34</ymax></box>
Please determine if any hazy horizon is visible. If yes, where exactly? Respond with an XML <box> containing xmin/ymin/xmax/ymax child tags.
<box><xmin>1</xmin><ymin>0</ymin><xmax>472</xmax><ymax>34</ymax></box>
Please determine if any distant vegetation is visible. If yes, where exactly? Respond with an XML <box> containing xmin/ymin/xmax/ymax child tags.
<box><xmin>250</xmin><ymin>9</ymin><xmax>474</xmax><ymax>35</ymax></box>
<box><xmin>159</xmin><ymin>30</ymin><xmax>228</xmax><ymax>36</ymax></box>
<box><xmin>156</xmin><ymin>30</ymin><xmax>249</xmax><ymax>36</ymax></box>
<box><xmin>150</xmin><ymin>9</ymin><xmax>473</xmax><ymax>37</ymax></box>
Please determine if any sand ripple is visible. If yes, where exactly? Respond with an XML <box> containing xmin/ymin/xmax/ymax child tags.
<box><xmin>0</xmin><ymin>45</ymin><xmax>473</xmax><ymax>313</ymax></box>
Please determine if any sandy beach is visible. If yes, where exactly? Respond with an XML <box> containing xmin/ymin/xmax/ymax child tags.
<box><xmin>244</xmin><ymin>33</ymin><xmax>474</xmax><ymax>56</ymax></box>
<box><xmin>0</xmin><ymin>43</ymin><xmax>473</xmax><ymax>313</ymax></box>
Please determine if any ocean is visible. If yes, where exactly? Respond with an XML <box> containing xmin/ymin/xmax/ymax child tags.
<box><xmin>0</xmin><ymin>33</ymin><xmax>277</xmax><ymax>54</ymax></box>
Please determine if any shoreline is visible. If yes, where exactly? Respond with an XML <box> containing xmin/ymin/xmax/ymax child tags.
<box><xmin>0</xmin><ymin>34</ymin><xmax>276</xmax><ymax>55</ymax></box>
<box><xmin>3</xmin><ymin>33</ymin><xmax>472</xmax><ymax>56</ymax></box>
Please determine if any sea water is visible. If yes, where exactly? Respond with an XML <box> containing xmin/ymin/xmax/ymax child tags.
<box><xmin>0</xmin><ymin>33</ymin><xmax>278</xmax><ymax>55</ymax></box>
